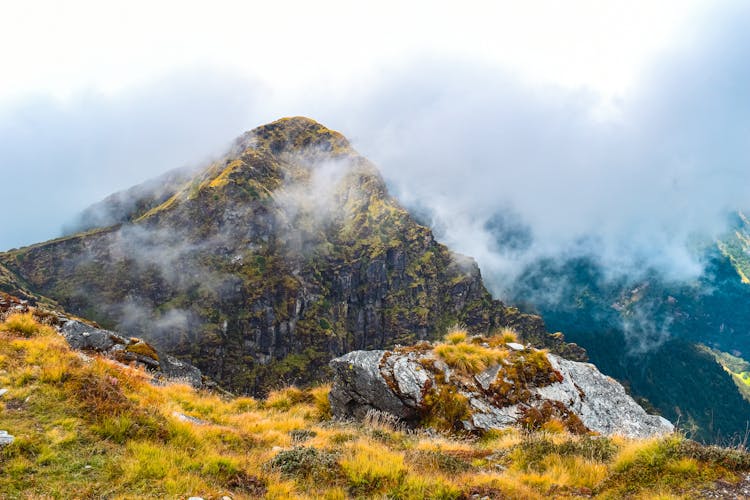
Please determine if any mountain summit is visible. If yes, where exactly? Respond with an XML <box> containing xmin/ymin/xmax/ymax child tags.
<box><xmin>0</xmin><ymin>117</ymin><xmax>583</xmax><ymax>393</ymax></box>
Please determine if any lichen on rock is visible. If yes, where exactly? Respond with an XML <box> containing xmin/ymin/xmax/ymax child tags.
<box><xmin>329</xmin><ymin>331</ymin><xmax>673</xmax><ymax>438</ymax></box>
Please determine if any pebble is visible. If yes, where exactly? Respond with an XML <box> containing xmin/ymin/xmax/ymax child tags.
<box><xmin>0</xmin><ymin>430</ymin><xmax>15</xmax><ymax>446</ymax></box>
<box><xmin>172</xmin><ymin>411</ymin><xmax>208</xmax><ymax>425</ymax></box>
<box><xmin>0</xmin><ymin>388</ymin><xmax>8</xmax><ymax>397</ymax></box>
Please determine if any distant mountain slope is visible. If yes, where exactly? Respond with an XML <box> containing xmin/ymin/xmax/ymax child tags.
<box><xmin>0</xmin><ymin>117</ymin><xmax>582</xmax><ymax>394</ymax></box>
<box><xmin>509</xmin><ymin>244</ymin><xmax>750</xmax><ymax>442</ymax></box>
<box><xmin>718</xmin><ymin>211</ymin><xmax>750</xmax><ymax>284</ymax></box>
<box><xmin>65</xmin><ymin>164</ymin><xmax>200</xmax><ymax>233</ymax></box>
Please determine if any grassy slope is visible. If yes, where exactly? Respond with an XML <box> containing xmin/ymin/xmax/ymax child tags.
<box><xmin>717</xmin><ymin>211</ymin><xmax>750</xmax><ymax>284</ymax></box>
<box><xmin>2</xmin><ymin>314</ymin><xmax>750</xmax><ymax>499</ymax></box>
<box><xmin>704</xmin><ymin>345</ymin><xmax>750</xmax><ymax>403</ymax></box>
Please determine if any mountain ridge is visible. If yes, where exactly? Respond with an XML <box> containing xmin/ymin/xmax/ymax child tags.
<box><xmin>0</xmin><ymin>117</ymin><xmax>584</xmax><ymax>395</ymax></box>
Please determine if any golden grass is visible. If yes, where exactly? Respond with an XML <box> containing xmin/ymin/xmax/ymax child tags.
<box><xmin>433</xmin><ymin>341</ymin><xmax>507</xmax><ymax>373</ymax></box>
<box><xmin>0</xmin><ymin>312</ymin><xmax>746</xmax><ymax>499</ymax></box>
<box><xmin>489</xmin><ymin>326</ymin><xmax>520</xmax><ymax>346</ymax></box>
<box><xmin>1</xmin><ymin>312</ymin><xmax>55</xmax><ymax>337</ymax></box>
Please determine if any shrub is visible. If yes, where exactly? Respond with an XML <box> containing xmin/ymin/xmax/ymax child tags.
<box><xmin>444</xmin><ymin>329</ymin><xmax>468</xmax><ymax>345</ymax></box>
<box><xmin>341</xmin><ymin>443</ymin><xmax>407</xmax><ymax>495</ymax></box>
<box><xmin>265</xmin><ymin>386</ymin><xmax>313</xmax><ymax>410</ymax></box>
<box><xmin>420</xmin><ymin>385</ymin><xmax>471</xmax><ymax>432</ymax></box>
<box><xmin>1</xmin><ymin>313</ymin><xmax>47</xmax><ymax>337</ymax></box>
<box><xmin>518</xmin><ymin>401</ymin><xmax>588</xmax><ymax>435</ymax></box>
<box><xmin>290</xmin><ymin>429</ymin><xmax>317</xmax><ymax>443</ymax></box>
<box><xmin>434</xmin><ymin>342</ymin><xmax>506</xmax><ymax>374</ymax></box>
<box><xmin>677</xmin><ymin>439</ymin><xmax>750</xmax><ymax>471</ymax></box>
<box><xmin>266</xmin><ymin>446</ymin><xmax>342</xmax><ymax>482</ymax></box>
<box><xmin>406</xmin><ymin>449</ymin><xmax>471</xmax><ymax>473</ymax></box>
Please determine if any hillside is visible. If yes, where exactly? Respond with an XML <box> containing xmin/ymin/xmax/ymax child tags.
<box><xmin>509</xmin><ymin>241</ymin><xmax>750</xmax><ymax>443</ymax></box>
<box><xmin>0</xmin><ymin>117</ymin><xmax>583</xmax><ymax>395</ymax></box>
<box><xmin>3</xmin><ymin>308</ymin><xmax>750</xmax><ymax>499</ymax></box>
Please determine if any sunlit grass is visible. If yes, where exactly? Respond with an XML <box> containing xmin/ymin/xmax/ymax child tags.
<box><xmin>0</xmin><ymin>311</ymin><xmax>747</xmax><ymax>498</ymax></box>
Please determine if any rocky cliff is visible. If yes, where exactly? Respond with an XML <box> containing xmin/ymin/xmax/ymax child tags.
<box><xmin>0</xmin><ymin>117</ymin><xmax>583</xmax><ymax>394</ymax></box>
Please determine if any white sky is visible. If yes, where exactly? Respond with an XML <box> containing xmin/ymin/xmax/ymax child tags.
<box><xmin>0</xmin><ymin>0</ymin><xmax>706</xmax><ymax>103</ymax></box>
<box><xmin>2</xmin><ymin>0</ymin><xmax>739</xmax><ymax>256</ymax></box>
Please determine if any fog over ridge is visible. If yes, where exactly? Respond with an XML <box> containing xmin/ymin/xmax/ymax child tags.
<box><xmin>1</xmin><ymin>4</ymin><xmax>749</xmax><ymax>307</ymax></box>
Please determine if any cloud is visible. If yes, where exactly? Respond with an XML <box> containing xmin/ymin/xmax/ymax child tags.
<box><xmin>0</xmin><ymin>67</ymin><xmax>264</xmax><ymax>250</ymax></box>
<box><xmin>2</xmin><ymin>3</ymin><xmax>749</xmax><ymax>314</ymax></box>
<box><xmin>298</xmin><ymin>4</ymin><xmax>750</xmax><ymax>296</ymax></box>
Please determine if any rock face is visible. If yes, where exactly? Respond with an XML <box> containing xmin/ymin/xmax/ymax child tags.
<box><xmin>329</xmin><ymin>343</ymin><xmax>673</xmax><ymax>438</ymax></box>
<box><xmin>0</xmin><ymin>117</ymin><xmax>585</xmax><ymax>394</ymax></box>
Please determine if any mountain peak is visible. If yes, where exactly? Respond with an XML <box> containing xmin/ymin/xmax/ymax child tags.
<box><xmin>245</xmin><ymin>116</ymin><xmax>352</xmax><ymax>157</ymax></box>
<box><xmin>0</xmin><ymin>117</ymin><xmax>584</xmax><ymax>394</ymax></box>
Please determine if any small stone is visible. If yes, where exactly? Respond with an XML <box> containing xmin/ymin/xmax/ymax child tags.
<box><xmin>84</xmin><ymin>465</ymin><xmax>92</xmax><ymax>469</ymax></box>
<box><xmin>0</xmin><ymin>388</ymin><xmax>8</xmax><ymax>397</ymax></box>
<box><xmin>0</xmin><ymin>430</ymin><xmax>15</xmax><ymax>446</ymax></box>
<box><xmin>505</xmin><ymin>342</ymin><xmax>526</xmax><ymax>351</ymax></box>
<box><xmin>187</xmin><ymin>497</ymin><xmax>204</xmax><ymax>500</ymax></box>
<box><xmin>172</xmin><ymin>412</ymin><xmax>207</xmax><ymax>425</ymax></box>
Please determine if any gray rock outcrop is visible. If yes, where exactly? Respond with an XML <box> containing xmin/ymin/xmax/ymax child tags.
<box><xmin>329</xmin><ymin>345</ymin><xmax>673</xmax><ymax>438</ymax></box>
<box><xmin>61</xmin><ymin>320</ymin><xmax>202</xmax><ymax>387</ymax></box>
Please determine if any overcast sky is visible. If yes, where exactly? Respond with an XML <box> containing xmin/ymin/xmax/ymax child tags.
<box><xmin>1</xmin><ymin>1</ymin><xmax>748</xmax><ymax>292</ymax></box>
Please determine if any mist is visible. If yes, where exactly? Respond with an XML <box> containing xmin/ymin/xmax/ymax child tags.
<box><xmin>0</xmin><ymin>68</ymin><xmax>264</xmax><ymax>250</ymax></box>
<box><xmin>320</xmin><ymin>5</ymin><xmax>750</xmax><ymax>295</ymax></box>
<box><xmin>1</xmin><ymin>3</ymin><xmax>749</xmax><ymax>309</ymax></box>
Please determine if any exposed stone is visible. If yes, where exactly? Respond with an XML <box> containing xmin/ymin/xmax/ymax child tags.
<box><xmin>61</xmin><ymin>321</ymin><xmax>127</xmax><ymax>352</ymax></box>
<box><xmin>159</xmin><ymin>355</ymin><xmax>203</xmax><ymax>388</ymax></box>
<box><xmin>535</xmin><ymin>354</ymin><xmax>674</xmax><ymax>438</ymax></box>
<box><xmin>0</xmin><ymin>430</ymin><xmax>14</xmax><ymax>446</ymax></box>
<box><xmin>172</xmin><ymin>412</ymin><xmax>208</xmax><ymax>425</ymax></box>
<box><xmin>329</xmin><ymin>345</ymin><xmax>674</xmax><ymax>438</ymax></box>
<box><xmin>61</xmin><ymin>319</ymin><xmax>203</xmax><ymax>388</ymax></box>
<box><xmin>329</xmin><ymin>350</ymin><xmax>415</xmax><ymax>420</ymax></box>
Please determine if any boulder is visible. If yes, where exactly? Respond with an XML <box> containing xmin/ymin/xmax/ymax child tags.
<box><xmin>61</xmin><ymin>320</ymin><xmax>203</xmax><ymax>388</ymax></box>
<box><xmin>329</xmin><ymin>344</ymin><xmax>673</xmax><ymax>438</ymax></box>
<box><xmin>61</xmin><ymin>320</ymin><xmax>127</xmax><ymax>352</ymax></box>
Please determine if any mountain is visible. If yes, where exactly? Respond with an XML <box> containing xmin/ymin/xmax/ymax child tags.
<box><xmin>508</xmin><ymin>228</ymin><xmax>750</xmax><ymax>443</ymax></box>
<box><xmin>0</xmin><ymin>117</ymin><xmax>582</xmax><ymax>395</ymax></box>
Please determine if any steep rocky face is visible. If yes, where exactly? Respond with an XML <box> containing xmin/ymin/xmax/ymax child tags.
<box><xmin>329</xmin><ymin>337</ymin><xmax>672</xmax><ymax>438</ymax></box>
<box><xmin>0</xmin><ymin>117</ymin><xmax>583</xmax><ymax>394</ymax></box>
